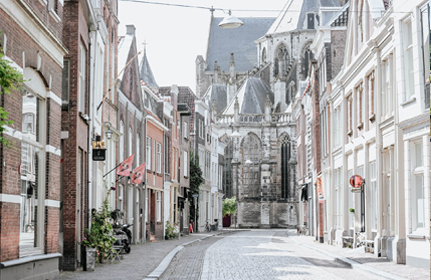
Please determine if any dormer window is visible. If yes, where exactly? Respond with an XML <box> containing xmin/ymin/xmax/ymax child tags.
<box><xmin>307</xmin><ymin>13</ymin><xmax>315</xmax><ymax>29</ymax></box>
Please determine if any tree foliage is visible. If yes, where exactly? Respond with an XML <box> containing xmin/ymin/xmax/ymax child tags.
<box><xmin>222</xmin><ymin>196</ymin><xmax>237</xmax><ymax>218</ymax></box>
<box><xmin>0</xmin><ymin>35</ymin><xmax>24</xmax><ymax>147</ymax></box>
<box><xmin>189</xmin><ymin>150</ymin><xmax>203</xmax><ymax>224</ymax></box>
<box><xmin>189</xmin><ymin>150</ymin><xmax>203</xmax><ymax>195</ymax></box>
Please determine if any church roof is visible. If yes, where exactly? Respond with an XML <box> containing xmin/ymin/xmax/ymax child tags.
<box><xmin>266</xmin><ymin>0</ymin><xmax>339</xmax><ymax>34</ymax></box>
<box><xmin>202</xmin><ymin>84</ymin><xmax>227</xmax><ymax>115</ymax></box>
<box><xmin>206</xmin><ymin>17</ymin><xmax>275</xmax><ymax>73</ymax></box>
<box><xmin>223</xmin><ymin>77</ymin><xmax>274</xmax><ymax>115</ymax></box>
<box><xmin>117</xmin><ymin>34</ymin><xmax>134</xmax><ymax>80</ymax></box>
<box><xmin>140</xmin><ymin>50</ymin><xmax>158</xmax><ymax>89</ymax></box>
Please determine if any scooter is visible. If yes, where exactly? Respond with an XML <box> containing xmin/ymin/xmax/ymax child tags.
<box><xmin>113</xmin><ymin>223</ymin><xmax>132</xmax><ymax>254</ymax></box>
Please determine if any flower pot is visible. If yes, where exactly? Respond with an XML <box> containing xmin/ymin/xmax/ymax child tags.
<box><xmin>83</xmin><ymin>247</ymin><xmax>96</xmax><ymax>271</ymax></box>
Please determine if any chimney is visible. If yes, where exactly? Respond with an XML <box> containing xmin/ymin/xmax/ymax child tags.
<box><xmin>126</xmin><ymin>25</ymin><xmax>136</xmax><ymax>35</ymax></box>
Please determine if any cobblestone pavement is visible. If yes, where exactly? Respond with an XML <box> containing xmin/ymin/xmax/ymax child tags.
<box><xmin>54</xmin><ymin>232</ymin><xmax>221</xmax><ymax>280</ymax></box>
<box><xmin>288</xmin><ymin>230</ymin><xmax>430</xmax><ymax>280</ymax></box>
<box><xmin>159</xmin><ymin>232</ymin><xmax>237</xmax><ymax>280</ymax></box>
<box><xmin>200</xmin><ymin>230</ymin><xmax>387</xmax><ymax>280</ymax></box>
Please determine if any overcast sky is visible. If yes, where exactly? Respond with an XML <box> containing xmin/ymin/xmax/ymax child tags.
<box><xmin>118</xmin><ymin>0</ymin><xmax>287</xmax><ymax>92</ymax></box>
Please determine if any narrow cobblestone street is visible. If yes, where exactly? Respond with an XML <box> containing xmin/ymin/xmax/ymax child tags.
<box><xmin>164</xmin><ymin>230</ymin><xmax>383</xmax><ymax>280</ymax></box>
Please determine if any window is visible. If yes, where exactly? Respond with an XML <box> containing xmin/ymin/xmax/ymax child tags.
<box><xmin>61</xmin><ymin>59</ymin><xmax>70</xmax><ymax>107</ymax></box>
<box><xmin>382</xmin><ymin>57</ymin><xmax>393</xmax><ymax>116</ymax></box>
<box><xmin>136</xmin><ymin>134</ymin><xmax>140</xmax><ymax>165</ymax></box>
<box><xmin>242</xmin><ymin>134</ymin><xmax>261</xmax><ymax>198</ymax></box>
<box><xmin>403</xmin><ymin>19</ymin><xmax>415</xmax><ymax>100</ymax></box>
<box><xmin>420</xmin><ymin>4</ymin><xmax>430</xmax><ymax>110</ymax></box>
<box><xmin>347</xmin><ymin>95</ymin><xmax>353</xmax><ymax>135</ymax></box>
<box><xmin>118</xmin><ymin>185</ymin><xmax>124</xmax><ymax>212</ymax></box>
<box><xmin>368</xmin><ymin>72</ymin><xmax>375</xmax><ymax>119</ymax></box>
<box><xmin>333</xmin><ymin>106</ymin><xmax>342</xmax><ymax>148</ymax></box>
<box><xmin>411</xmin><ymin>141</ymin><xmax>425</xmax><ymax>232</ymax></box>
<box><xmin>183</xmin><ymin>122</ymin><xmax>188</xmax><ymax>139</ymax></box>
<box><xmin>157</xmin><ymin>143</ymin><xmax>161</xmax><ymax>173</ymax></box>
<box><xmin>206</xmin><ymin>191</ymin><xmax>209</xmax><ymax>220</ymax></box>
<box><xmin>369</xmin><ymin>161</ymin><xmax>377</xmax><ymax>230</ymax></box>
<box><xmin>356</xmin><ymin>83</ymin><xmax>364</xmax><ymax>127</ymax></box>
<box><xmin>119</xmin><ymin>122</ymin><xmax>124</xmax><ymax>162</ymax></box>
<box><xmin>79</xmin><ymin>43</ymin><xmax>86</xmax><ymax>113</ymax></box>
<box><xmin>348</xmin><ymin>169</ymin><xmax>353</xmax><ymax>228</ymax></box>
<box><xmin>333</xmin><ymin>169</ymin><xmax>342</xmax><ymax>229</ymax></box>
<box><xmin>20</xmin><ymin>90</ymin><xmax>45</xmax><ymax>257</ymax></box>
<box><xmin>280</xmin><ymin>135</ymin><xmax>291</xmax><ymax>198</ymax></box>
<box><xmin>146</xmin><ymin>137</ymin><xmax>151</xmax><ymax>170</ymax></box>
<box><xmin>164</xmin><ymin>135</ymin><xmax>170</xmax><ymax>173</ymax></box>
<box><xmin>307</xmin><ymin>13</ymin><xmax>315</xmax><ymax>29</ymax></box>
<box><xmin>184</xmin><ymin>151</ymin><xmax>188</xmax><ymax>177</ymax></box>
<box><xmin>128</xmin><ymin>127</ymin><xmax>133</xmax><ymax>159</ymax></box>
<box><xmin>156</xmin><ymin>191</ymin><xmax>161</xmax><ymax>221</ymax></box>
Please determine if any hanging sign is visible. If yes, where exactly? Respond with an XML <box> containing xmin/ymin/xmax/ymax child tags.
<box><xmin>350</xmin><ymin>175</ymin><xmax>364</xmax><ymax>188</ymax></box>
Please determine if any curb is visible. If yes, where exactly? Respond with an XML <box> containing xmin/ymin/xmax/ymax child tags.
<box><xmin>143</xmin><ymin>230</ymin><xmax>240</xmax><ymax>280</ymax></box>
<box><xmin>288</xmin><ymin>235</ymin><xmax>408</xmax><ymax>280</ymax></box>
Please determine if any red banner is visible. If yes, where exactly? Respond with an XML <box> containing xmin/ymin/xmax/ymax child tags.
<box><xmin>117</xmin><ymin>154</ymin><xmax>135</xmax><ymax>177</ymax></box>
<box><xmin>131</xmin><ymin>163</ymin><xmax>146</xmax><ymax>185</ymax></box>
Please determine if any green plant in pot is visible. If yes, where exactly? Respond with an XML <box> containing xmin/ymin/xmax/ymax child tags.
<box><xmin>80</xmin><ymin>186</ymin><xmax>116</xmax><ymax>265</ymax></box>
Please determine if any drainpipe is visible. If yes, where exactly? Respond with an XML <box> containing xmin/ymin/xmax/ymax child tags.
<box><xmin>88</xmin><ymin>26</ymin><xmax>97</xmax><ymax>228</ymax></box>
<box><xmin>374</xmin><ymin>43</ymin><xmax>383</xmax><ymax>257</ymax></box>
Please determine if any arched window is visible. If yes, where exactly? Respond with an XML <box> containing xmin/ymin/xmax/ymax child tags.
<box><xmin>286</xmin><ymin>82</ymin><xmax>296</xmax><ymax>105</ymax></box>
<box><xmin>242</xmin><ymin>134</ymin><xmax>261</xmax><ymax>198</ymax></box>
<box><xmin>262</xmin><ymin>47</ymin><xmax>267</xmax><ymax>64</ymax></box>
<box><xmin>224</xmin><ymin>141</ymin><xmax>233</xmax><ymax>198</ymax></box>
<box><xmin>280</xmin><ymin>134</ymin><xmax>291</xmax><ymax>198</ymax></box>
<box><xmin>274</xmin><ymin>44</ymin><xmax>289</xmax><ymax>78</ymax></box>
<box><xmin>119</xmin><ymin>121</ymin><xmax>124</xmax><ymax>162</ymax></box>
<box><xmin>302</xmin><ymin>47</ymin><xmax>313</xmax><ymax>79</ymax></box>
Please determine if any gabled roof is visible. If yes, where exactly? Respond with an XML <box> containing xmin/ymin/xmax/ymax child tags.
<box><xmin>206</xmin><ymin>17</ymin><xmax>275</xmax><ymax>73</ymax></box>
<box><xmin>140</xmin><ymin>50</ymin><xmax>158</xmax><ymax>89</ymax></box>
<box><xmin>266</xmin><ymin>0</ymin><xmax>339</xmax><ymax>34</ymax></box>
<box><xmin>223</xmin><ymin>77</ymin><xmax>274</xmax><ymax>115</ymax></box>
<box><xmin>117</xmin><ymin>34</ymin><xmax>134</xmax><ymax>80</ymax></box>
<box><xmin>202</xmin><ymin>84</ymin><xmax>227</xmax><ymax>114</ymax></box>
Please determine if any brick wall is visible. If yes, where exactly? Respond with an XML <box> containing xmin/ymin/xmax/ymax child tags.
<box><xmin>0</xmin><ymin>1</ymin><xmax>63</xmax><ymax>265</ymax></box>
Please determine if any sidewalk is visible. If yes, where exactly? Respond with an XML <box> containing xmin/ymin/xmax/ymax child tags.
<box><xmin>55</xmin><ymin>230</ymin><xmax>236</xmax><ymax>280</ymax></box>
<box><xmin>288</xmin><ymin>231</ymin><xmax>430</xmax><ymax>280</ymax></box>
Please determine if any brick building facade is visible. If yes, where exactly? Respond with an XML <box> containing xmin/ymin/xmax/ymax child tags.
<box><xmin>0</xmin><ymin>0</ymin><xmax>67</xmax><ymax>278</ymax></box>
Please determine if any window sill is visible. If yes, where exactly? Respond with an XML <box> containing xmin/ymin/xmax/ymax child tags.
<box><xmin>407</xmin><ymin>233</ymin><xmax>426</xmax><ymax>239</ymax></box>
<box><xmin>401</xmin><ymin>97</ymin><xmax>416</xmax><ymax>106</ymax></box>
<box><xmin>49</xmin><ymin>9</ymin><xmax>61</xmax><ymax>23</ymax></box>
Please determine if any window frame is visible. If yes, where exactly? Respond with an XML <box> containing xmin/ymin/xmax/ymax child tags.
<box><xmin>156</xmin><ymin>142</ymin><xmax>162</xmax><ymax>174</ymax></box>
<box><xmin>146</xmin><ymin>137</ymin><xmax>151</xmax><ymax>170</ymax></box>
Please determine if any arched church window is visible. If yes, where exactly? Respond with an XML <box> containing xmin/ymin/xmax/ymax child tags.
<box><xmin>242</xmin><ymin>134</ymin><xmax>261</xmax><ymax>198</ymax></box>
<box><xmin>274</xmin><ymin>44</ymin><xmax>289</xmax><ymax>78</ymax></box>
<box><xmin>280</xmin><ymin>134</ymin><xmax>291</xmax><ymax>198</ymax></box>
<box><xmin>286</xmin><ymin>82</ymin><xmax>296</xmax><ymax>105</ymax></box>
<box><xmin>262</xmin><ymin>47</ymin><xmax>267</xmax><ymax>63</ymax></box>
<box><xmin>224</xmin><ymin>141</ymin><xmax>234</xmax><ymax>198</ymax></box>
<box><xmin>302</xmin><ymin>47</ymin><xmax>313</xmax><ymax>80</ymax></box>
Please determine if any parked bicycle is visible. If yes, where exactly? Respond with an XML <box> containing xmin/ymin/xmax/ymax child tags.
<box><xmin>204</xmin><ymin>220</ymin><xmax>211</xmax><ymax>232</ymax></box>
<box><xmin>355</xmin><ymin>231</ymin><xmax>367</xmax><ymax>248</ymax></box>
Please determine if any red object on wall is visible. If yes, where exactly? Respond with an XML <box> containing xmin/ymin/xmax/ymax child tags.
<box><xmin>350</xmin><ymin>175</ymin><xmax>364</xmax><ymax>188</ymax></box>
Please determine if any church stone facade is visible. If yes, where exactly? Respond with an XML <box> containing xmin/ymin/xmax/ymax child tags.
<box><xmin>197</xmin><ymin>0</ymin><xmax>340</xmax><ymax>228</ymax></box>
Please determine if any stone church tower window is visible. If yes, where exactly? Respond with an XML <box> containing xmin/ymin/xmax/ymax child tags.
<box><xmin>274</xmin><ymin>44</ymin><xmax>289</xmax><ymax>79</ymax></box>
<box><xmin>241</xmin><ymin>134</ymin><xmax>261</xmax><ymax>198</ymax></box>
<box><xmin>280</xmin><ymin>134</ymin><xmax>291</xmax><ymax>199</ymax></box>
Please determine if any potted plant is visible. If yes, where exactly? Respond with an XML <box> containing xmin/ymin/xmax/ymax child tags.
<box><xmin>79</xmin><ymin>186</ymin><xmax>116</xmax><ymax>269</ymax></box>
<box><xmin>79</xmin><ymin>235</ymin><xmax>96</xmax><ymax>271</ymax></box>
